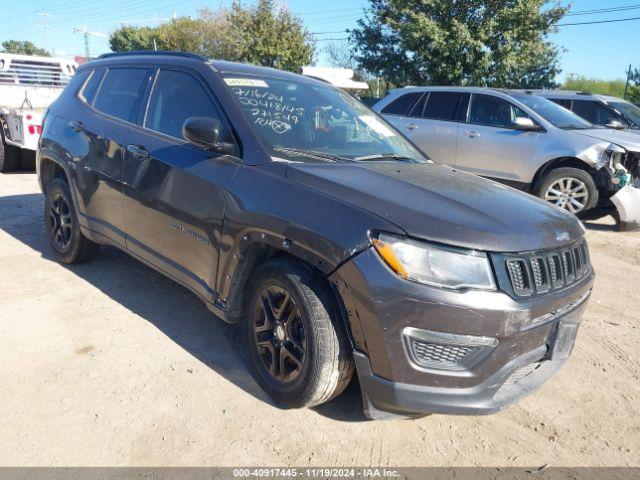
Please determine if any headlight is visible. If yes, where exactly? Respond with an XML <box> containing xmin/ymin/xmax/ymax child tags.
<box><xmin>372</xmin><ymin>233</ymin><xmax>496</xmax><ymax>291</ymax></box>
<box><xmin>596</xmin><ymin>143</ymin><xmax>626</xmax><ymax>169</ymax></box>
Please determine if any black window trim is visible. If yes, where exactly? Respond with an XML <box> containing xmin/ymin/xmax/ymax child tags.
<box><xmin>138</xmin><ymin>65</ymin><xmax>241</xmax><ymax>156</ymax></box>
<box><xmin>82</xmin><ymin>65</ymin><xmax>154</xmax><ymax>128</ymax></box>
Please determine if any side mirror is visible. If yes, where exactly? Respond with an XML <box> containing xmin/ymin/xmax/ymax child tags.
<box><xmin>183</xmin><ymin>117</ymin><xmax>236</xmax><ymax>155</ymax></box>
<box><xmin>605</xmin><ymin>120</ymin><xmax>626</xmax><ymax>130</ymax></box>
<box><xmin>513</xmin><ymin>117</ymin><xmax>540</xmax><ymax>131</ymax></box>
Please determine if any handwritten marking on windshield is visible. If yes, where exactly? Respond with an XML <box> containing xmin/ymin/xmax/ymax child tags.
<box><xmin>232</xmin><ymin>87</ymin><xmax>305</xmax><ymax>135</ymax></box>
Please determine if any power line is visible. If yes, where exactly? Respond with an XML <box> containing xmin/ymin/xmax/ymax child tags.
<box><xmin>567</xmin><ymin>3</ymin><xmax>640</xmax><ymax>16</ymax></box>
<box><xmin>559</xmin><ymin>15</ymin><xmax>640</xmax><ymax>26</ymax></box>
<box><xmin>298</xmin><ymin>7</ymin><xmax>363</xmax><ymax>16</ymax></box>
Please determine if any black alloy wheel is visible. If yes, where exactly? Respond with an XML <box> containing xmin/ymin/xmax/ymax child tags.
<box><xmin>253</xmin><ymin>284</ymin><xmax>307</xmax><ymax>383</ymax></box>
<box><xmin>48</xmin><ymin>192</ymin><xmax>73</xmax><ymax>252</ymax></box>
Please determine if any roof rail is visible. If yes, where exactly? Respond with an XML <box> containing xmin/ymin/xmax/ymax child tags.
<box><xmin>97</xmin><ymin>51</ymin><xmax>208</xmax><ymax>61</ymax></box>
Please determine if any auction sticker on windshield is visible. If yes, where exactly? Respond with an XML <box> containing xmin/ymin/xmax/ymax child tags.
<box><xmin>224</xmin><ymin>78</ymin><xmax>269</xmax><ymax>88</ymax></box>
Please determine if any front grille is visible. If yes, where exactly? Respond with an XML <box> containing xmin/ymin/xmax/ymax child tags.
<box><xmin>409</xmin><ymin>340</ymin><xmax>475</xmax><ymax>368</ymax></box>
<box><xmin>501</xmin><ymin>240</ymin><xmax>590</xmax><ymax>298</ymax></box>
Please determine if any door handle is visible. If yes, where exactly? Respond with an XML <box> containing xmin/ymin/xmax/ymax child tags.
<box><xmin>127</xmin><ymin>144</ymin><xmax>150</xmax><ymax>159</ymax></box>
<box><xmin>69</xmin><ymin>120</ymin><xmax>85</xmax><ymax>132</ymax></box>
<box><xmin>406</xmin><ymin>123</ymin><xmax>418</xmax><ymax>130</ymax></box>
<box><xmin>467</xmin><ymin>130</ymin><xmax>480</xmax><ymax>138</ymax></box>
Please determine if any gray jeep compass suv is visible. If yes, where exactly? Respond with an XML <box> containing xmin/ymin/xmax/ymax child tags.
<box><xmin>37</xmin><ymin>52</ymin><xmax>594</xmax><ymax>419</ymax></box>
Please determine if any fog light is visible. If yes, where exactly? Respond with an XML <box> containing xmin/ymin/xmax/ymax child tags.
<box><xmin>403</xmin><ymin>327</ymin><xmax>497</xmax><ymax>373</ymax></box>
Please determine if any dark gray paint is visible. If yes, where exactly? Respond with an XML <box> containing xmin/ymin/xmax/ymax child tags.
<box><xmin>37</xmin><ymin>52</ymin><xmax>593</xmax><ymax>418</ymax></box>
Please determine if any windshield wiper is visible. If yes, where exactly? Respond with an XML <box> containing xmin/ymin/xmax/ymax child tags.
<box><xmin>353</xmin><ymin>153</ymin><xmax>415</xmax><ymax>162</ymax></box>
<box><xmin>273</xmin><ymin>146</ymin><xmax>351</xmax><ymax>163</ymax></box>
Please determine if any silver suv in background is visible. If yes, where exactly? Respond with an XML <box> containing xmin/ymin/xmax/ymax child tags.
<box><xmin>373</xmin><ymin>87</ymin><xmax>640</xmax><ymax>228</ymax></box>
<box><xmin>531</xmin><ymin>90</ymin><xmax>640</xmax><ymax>133</ymax></box>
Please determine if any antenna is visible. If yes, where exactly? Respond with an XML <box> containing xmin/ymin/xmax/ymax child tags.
<box><xmin>73</xmin><ymin>26</ymin><xmax>108</xmax><ymax>60</ymax></box>
<box><xmin>37</xmin><ymin>12</ymin><xmax>53</xmax><ymax>53</ymax></box>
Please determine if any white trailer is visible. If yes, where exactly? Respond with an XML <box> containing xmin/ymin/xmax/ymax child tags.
<box><xmin>0</xmin><ymin>53</ymin><xmax>77</xmax><ymax>172</ymax></box>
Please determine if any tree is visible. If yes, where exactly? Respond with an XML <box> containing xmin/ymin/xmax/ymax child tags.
<box><xmin>198</xmin><ymin>6</ymin><xmax>248</xmax><ymax>61</ymax></box>
<box><xmin>350</xmin><ymin>0</ymin><xmax>567</xmax><ymax>88</ymax></box>
<box><xmin>562</xmin><ymin>76</ymin><xmax>627</xmax><ymax>99</ymax></box>
<box><xmin>109</xmin><ymin>26</ymin><xmax>157</xmax><ymax>52</ymax></box>
<box><xmin>626</xmin><ymin>68</ymin><xmax>640</xmax><ymax>105</ymax></box>
<box><xmin>1</xmin><ymin>40</ymin><xmax>50</xmax><ymax>57</ymax></box>
<box><xmin>109</xmin><ymin>1</ymin><xmax>314</xmax><ymax>72</ymax></box>
<box><xmin>324</xmin><ymin>41</ymin><xmax>358</xmax><ymax>70</ymax></box>
<box><xmin>231</xmin><ymin>0</ymin><xmax>314</xmax><ymax>71</ymax></box>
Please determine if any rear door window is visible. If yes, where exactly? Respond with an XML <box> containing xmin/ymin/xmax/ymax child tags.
<box><xmin>93</xmin><ymin>68</ymin><xmax>151</xmax><ymax>123</ymax></box>
<box><xmin>422</xmin><ymin>92</ymin><xmax>463</xmax><ymax>121</ymax></box>
<box><xmin>145</xmin><ymin>69</ymin><xmax>225</xmax><ymax>141</ymax></box>
<box><xmin>468</xmin><ymin>94</ymin><xmax>531</xmax><ymax>128</ymax></box>
<box><xmin>381</xmin><ymin>92</ymin><xmax>422</xmax><ymax>115</ymax></box>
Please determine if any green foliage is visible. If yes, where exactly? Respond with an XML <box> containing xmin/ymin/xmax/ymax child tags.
<box><xmin>1</xmin><ymin>40</ymin><xmax>50</xmax><ymax>57</ymax></box>
<box><xmin>109</xmin><ymin>0</ymin><xmax>314</xmax><ymax>72</ymax></box>
<box><xmin>109</xmin><ymin>26</ymin><xmax>157</xmax><ymax>52</ymax></box>
<box><xmin>561</xmin><ymin>76</ymin><xmax>627</xmax><ymax>98</ymax></box>
<box><xmin>350</xmin><ymin>0</ymin><xmax>567</xmax><ymax>88</ymax></box>
<box><xmin>235</xmin><ymin>0</ymin><xmax>315</xmax><ymax>71</ymax></box>
<box><xmin>627</xmin><ymin>68</ymin><xmax>640</xmax><ymax>105</ymax></box>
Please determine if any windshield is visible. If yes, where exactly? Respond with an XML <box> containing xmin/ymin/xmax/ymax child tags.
<box><xmin>611</xmin><ymin>101</ymin><xmax>640</xmax><ymax>126</ymax></box>
<box><xmin>224</xmin><ymin>75</ymin><xmax>427</xmax><ymax>162</ymax></box>
<box><xmin>512</xmin><ymin>94</ymin><xmax>593</xmax><ymax>130</ymax></box>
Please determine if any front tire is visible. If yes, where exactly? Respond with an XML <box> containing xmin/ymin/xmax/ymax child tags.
<box><xmin>534</xmin><ymin>167</ymin><xmax>598</xmax><ymax>216</ymax></box>
<box><xmin>45</xmin><ymin>177</ymin><xmax>99</xmax><ymax>264</ymax></box>
<box><xmin>243</xmin><ymin>257</ymin><xmax>354</xmax><ymax>408</ymax></box>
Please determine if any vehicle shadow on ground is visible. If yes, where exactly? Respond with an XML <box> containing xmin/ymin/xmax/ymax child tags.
<box><xmin>582</xmin><ymin>220</ymin><xmax>618</xmax><ymax>232</ymax></box>
<box><xmin>0</xmin><ymin>192</ymin><xmax>369</xmax><ymax>423</ymax></box>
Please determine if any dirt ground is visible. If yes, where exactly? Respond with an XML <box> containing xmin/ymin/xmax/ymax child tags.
<box><xmin>0</xmin><ymin>171</ymin><xmax>638</xmax><ymax>467</ymax></box>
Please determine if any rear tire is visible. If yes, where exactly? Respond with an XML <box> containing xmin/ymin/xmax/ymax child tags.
<box><xmin>243</xmin><ymin>257</ymin><xmax>354</xmax><ymax>408</ymax></box>
<box><xmin>44</xmin><ymin>177</ymin><xmax>99</xmax><ymax>264</ymax></box>
<box><xmin>534</xmin><ymin>167</ymin><xmax>598</xmax><ymax>217</ymax></box>
<box><xmin>0</xmin><ymin>136</ymin><xmax>19</xmax><ymax>173</ymax></box>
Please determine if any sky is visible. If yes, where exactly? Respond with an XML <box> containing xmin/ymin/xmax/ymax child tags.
<box><xmin>1</xmin><ymin>0</ymin><xmax>638</xmax><ymax>83</ymax></box>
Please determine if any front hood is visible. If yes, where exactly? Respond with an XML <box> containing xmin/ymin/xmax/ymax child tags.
<box><xmin>285</xmin><ymin>162</ymin><xmax>584</xmax><ymax>253</ymax></box>
<box><xmin>573</xmin><ymin>128</ymin><xmax>640</xmax><ymax>152</ymax></box>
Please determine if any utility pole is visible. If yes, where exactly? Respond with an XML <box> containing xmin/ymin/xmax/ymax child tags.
<box><xmin>73</xmin><ymin>26</ymin><xmax>107</xmax><ymax>61</ymax></box>
<box><xmin>624</xmin><ymin>64</ymin><xmax>633</xmax><ymax>100</ymax></box>
<box><xmin>37</xmin><ymin>12</ymin><xmax>53</xmax><ymax>53</ymax></box>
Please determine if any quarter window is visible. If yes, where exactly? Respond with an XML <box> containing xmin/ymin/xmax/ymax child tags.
<box><xmin>381</xmin><ymin>92</ymin><xmax>422</xmax><ymax>115</ymax></box>
<box><xmin>79</xmin><ymin>68</ymin><xmax>104</xmax><ymax>104</ymax></box>
<box><xmin>145</xmin><ymin>69</ymin><xmax>223</xmax><ymax>140</ymax></box>
<box><xmin>469</xmin><ymin>94</ymin><xmax>532</xmax><ymax>128</ymax></box>
<box><xmin>93</xmin><ymin>68</ymin><xmax>150</xmax><ymax>122</ymax></box>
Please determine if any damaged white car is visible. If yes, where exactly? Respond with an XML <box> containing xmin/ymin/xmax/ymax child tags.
<box><xmin>374</xmin><ymin>87</ymin><xmax>640</xmax><ymax>229</ymax></box>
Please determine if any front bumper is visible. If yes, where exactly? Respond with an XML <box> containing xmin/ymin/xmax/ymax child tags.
<box><xmin>330</xmin><ymin>248</ymin><xmax>594</xmax><ymax>419</ymax></box>
<box><xmin>610</xmin><ymin>185</ymin><xmax>640</xmax><ymax>230</ymax></box>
